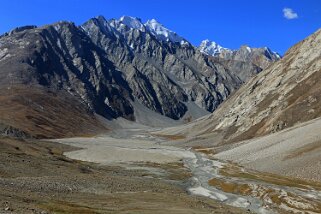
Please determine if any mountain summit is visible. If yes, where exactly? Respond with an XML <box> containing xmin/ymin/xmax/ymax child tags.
<box><xmin>199</xmin><ymin>39</ymin><xmax>231</xmax><ymax>56</ymax></box>
<box><xmin>119</xmin><ymin>16</ymin><xmax>145</xmax><ymax>31</ymax></box>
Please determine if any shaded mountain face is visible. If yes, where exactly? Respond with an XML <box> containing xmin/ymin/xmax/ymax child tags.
<box><xmin>0</xmin><ymin>15</ymin><xmax>280</xmax><ymax>136</ymax></box>
<box><xmin>199</xmin><ymin>40</ymin><xmax>281</xmax><ymax>69</ymax></box>
<box><xmin>180</xmin><ymin>28</ymin><xmax>321</xmax><ymax>145</ymax></box>
<box><xmin>0</xmin><ymin>22</ymin><xmax>125</xmax><ymax>137</ymax></box>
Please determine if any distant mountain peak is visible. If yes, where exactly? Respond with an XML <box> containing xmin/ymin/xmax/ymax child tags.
<box><xmin>147</xmin><ymin>18</ymin><xmax>158</xmax><ymax>23</ymax></box>
<box><xmin>95</xmin><ymin>15</ymin><xmax>108</xmax><ymax>22</ymax></box>
<box><xmin>107</xmin><ymin>16</ymin><xmax>189</xmax><ymax>45</ymax></box>
<box><xmin>263</xmin><ymin>46</ymin><xmax>281</xmax><ymax>59</ymax></box>
<box><xmin>119</xmin><ymin>16</ymin><xmax>145</xmax><ymax>31</ymax></box>
<box><xmin>199</xmin><ymin>39</ymin><xmax>231</xmax><ymax>56</ymax></box>
<box><xmin>199</xmin><ymin>40</ymin><xmax>281</xmax><ymax>69</ymax></box>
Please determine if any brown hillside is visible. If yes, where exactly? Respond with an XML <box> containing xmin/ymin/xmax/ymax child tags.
<box><xmin>0</xmin><ymin>85</ymin><xmax>107</xmax><ymax>138</ymax></box>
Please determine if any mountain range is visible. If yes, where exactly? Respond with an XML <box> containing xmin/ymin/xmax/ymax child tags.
<box><xmin>0</xmin><ymin>15</ymin><xmax>281</xmax><ymax>137</ymax></box>
<box><xmin>199</xmin><ymin>40</ymin><xmax>281</xmax><ymax>69</ymax></box>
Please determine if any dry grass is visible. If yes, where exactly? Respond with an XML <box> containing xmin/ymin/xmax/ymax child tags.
<box><xmin>208</xmin><ymin>178</ymin><xmax>252</xmax><ymax>195</ymax></box>
<box><xmin>284</xmin><ymin>140</ymin><xmax>321</xmax><ymax>160</ymax></box>
<box><xmin>40</xmin><ymin>201</ymin><xmax>99</xmax><ymax>214</ymax></box>
<box><xmin>38</xmin><ymin>190</ymin><xmax>247</xmax><ymax>214</ymax></box>
<box><xmin>263</xmin><ymin>190</ymin><xmax>321</xmax><ymax>213</ymax></box>
<box><xmin>143</xmin><ymin>161</ymin><xmax>192</xmax><ymax>181</ymax></box>
<box><xmin>152</xmin><ymin>134</ymin><xmax>186</xmax><ymax>141</ymax></box>
<box><xmin>219</xmin><ymin>164</ymin><xmax>321</xmax><ymax>191</ymax></box>
<box><xmin>209</xmin><ymin>164</ymin><xmax>321</xmax><ymax>213</ymax></box>
<box><xmin>192</xmin><ymin>146</ymin><xmax>217</xmax><ymax>155</ymax></box>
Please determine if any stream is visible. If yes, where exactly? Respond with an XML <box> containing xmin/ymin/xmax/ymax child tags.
<box><xmin>59</xmin><ymin>128</ymin><xmax>321</xmax><ymax>214</ymax></box>
<box><xmin>183</xmin><ymin>151</ymin><xmax>321</xmax><ymax>214</ymax></box>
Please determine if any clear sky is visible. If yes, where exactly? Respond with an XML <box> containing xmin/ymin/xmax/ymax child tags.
<box><xmin>1</xmin><ymin>0</ymin><xmax>320</xmax><ymax>54</ymax></box>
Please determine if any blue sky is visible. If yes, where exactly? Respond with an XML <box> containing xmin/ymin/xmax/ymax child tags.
<box><xmin>1</xmin><ymin>0</ymin><xmax>320</xmax><ymax>54</ymax></box>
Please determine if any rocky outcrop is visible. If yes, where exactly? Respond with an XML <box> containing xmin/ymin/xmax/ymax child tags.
<box><xmin>0</xmin><ymin>123</ymin><xmax>31</xmax><ymax>138</ymax></box>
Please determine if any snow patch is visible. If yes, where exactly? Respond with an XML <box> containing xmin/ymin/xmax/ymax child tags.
<box><xmin>119</xmin><ymin>16</ymin><xmax>144</xmax><ymax>31</ymax></box>
<box><xmin>145</xmin><ymin>19</ymin><xmax>188</xmax><ymax>45</ymax></box>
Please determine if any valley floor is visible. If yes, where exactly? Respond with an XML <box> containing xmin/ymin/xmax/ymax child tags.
<box><xmin>2</xmin><ymin>117</ymin><xmax>321</xmax><ymax>213</ymax></box>
<box><xmin>53</xmin><ymin>120</ymin><xmax>321</xmax><ymax>214</ymax></box>
<box><xmin>0</xmin><ymin>136</ymin><xmax>246</xmax><ymax>214</ymax></box>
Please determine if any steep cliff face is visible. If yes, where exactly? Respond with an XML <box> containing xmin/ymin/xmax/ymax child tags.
<box><xmin>83</xmin><ymin>16</ymin><xmax>263</xmax><ymax>119</ymax></box>
<box><xmin>83</xmin><ymin>16</ymin><xmax>188</xmax><ymax>119</ymax></box>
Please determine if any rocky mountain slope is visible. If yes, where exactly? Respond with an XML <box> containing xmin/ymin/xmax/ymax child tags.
<box><xmin>0</xmin><ymin>16</ymin><xmax>280</xmax><ymax>137</ymax></box>
<box><xmin>167</xmin><ymin>28</ymin><xmax>321</xmax><ymax>146</ymax></box>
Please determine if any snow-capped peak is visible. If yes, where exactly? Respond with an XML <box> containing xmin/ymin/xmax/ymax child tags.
<box><xmin>199</xmin><ymin>39</ymin><xmax>230</xmax><ymax>56</ymax></box>
<box><xmin>119</xmin><ymin>16</ymin><xmax>144</xmax><ymax>31</ymax></box>
<box><xmin>263</xmin><ymin>47</ymin><xmax>281</xmax><ymax>59</ymax></box>
<box><xmin>144</xmin><ymin>19</ymin><xmax>188</xmax><ymax>45</ymax></box>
